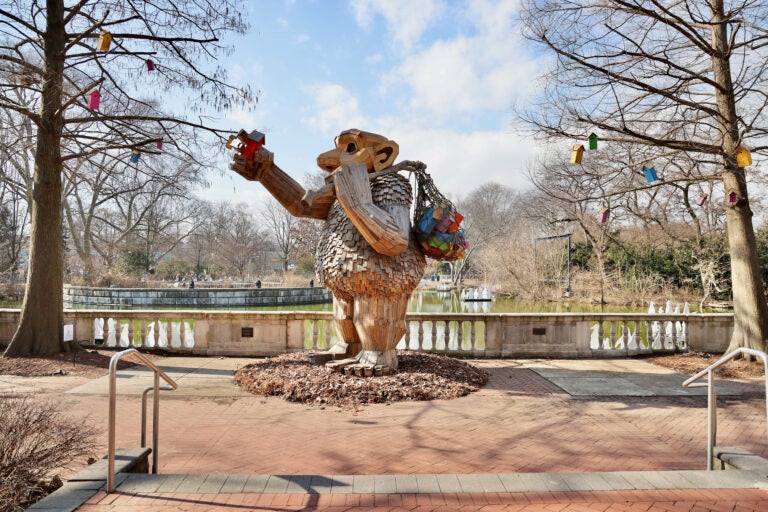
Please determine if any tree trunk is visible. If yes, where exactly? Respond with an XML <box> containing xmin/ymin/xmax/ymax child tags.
<box><xmin>710</xmin><ymin>0</ymin><xmax>768</xmax><ymax>353</ymax></box>
<box><xmin>4</xmin><ymin>0</ymin><xmax>66</xmax><ymax>356</ymax></box>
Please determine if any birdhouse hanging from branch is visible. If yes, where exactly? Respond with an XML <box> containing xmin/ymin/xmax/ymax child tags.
<box><xmin>597</xmin><ymin>207</ymin><xmax>610</xmax><ymax>224</ymax></box>
<box><xmin>88</xmin><ymin>90</ymin><xmax>100</xmax><ymax>110</ymax></box>
<box><xmin>696</xmin><ymin>193</ymin><xmax>708</xmax><ymax>206</ymax></box>
<box><xmin>157</xmin><ymin>138</ymin><xmax>163</xmax><ymax>149</ymax></box>
<box><xmin>129</xmin><ymin>150</ymin><xmax>140</xmax><ymax>163</ymax></box>
<box><xmin>96</xmin><ymin>32</ymin><xmax>112</xmax><ymax>52</ymax></box>
<box><xmin>146</xmin><ymin>59</ymin><xmax>155</xmax><ymax>71</ymax></box>
<box><xmin>736</xmin><ymin>146</ymin><xmax>752</xmax><ymax>167</ymax></box>
<box><xmin>643</xmin><ymin>166</ymin><xmax>658</xmax><ymax>183</ymax></box>
<box><xmin>587</xmin><ymin>133</ymin><xmax>598</xmax><ymax>150</ymax></box>
<box><xmin>571</xmin><ymin>144</ymin><xmax>584</xmax><ymax>164</ymax></box>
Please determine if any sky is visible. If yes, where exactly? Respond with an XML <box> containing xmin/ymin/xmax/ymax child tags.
<box><xmin>203</xmin><ymin>0</ymin><xmax>547</xmax><ymax>205</ymax></box>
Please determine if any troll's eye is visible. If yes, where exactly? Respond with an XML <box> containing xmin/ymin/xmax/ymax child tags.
<box><xmin>346</xmin><ymin>142</ymin><xmax>357</xmax><ymax>153</ymax></box>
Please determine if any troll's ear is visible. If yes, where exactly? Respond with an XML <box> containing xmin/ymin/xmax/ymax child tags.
<box><xmin>372</xmin><ymin>140</ymin><xmax>399</xmax><ymax>171</ymax></box>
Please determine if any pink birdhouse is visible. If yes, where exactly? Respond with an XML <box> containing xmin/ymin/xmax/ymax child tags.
<box><xmin>696</xmin><ymin>193</ymin><xmax>707</xmax><ymax>206</ymax></box>
<box><xmin>597</xmin><ymin>207</ymin><xmax>610</xmax><ymax>224</ymax></box>
<box><xmin>728</xmin><ymin>191</ymin><xmax>738</xmax><ymax>205</ymax></box>
<box><xmin>157</xmin><ymin>138</ymin><xmax>163</xmax><ymax>149</ymax></box>
<box><xmin>88</xmin><ymin>90</ymin><xmax>101</xmax><ymax>110</ymax></box>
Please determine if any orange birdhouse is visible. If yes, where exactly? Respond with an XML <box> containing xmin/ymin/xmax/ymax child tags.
<box><xmin>571</xmin><ymin>144</ymin><xmax>584</xmax><ymax>164</ymax></box>
<box><xmin>736</xmin><ymin>146</ymin><xmax>752</xmax><ymax>167</ymax></box>
<box><xmin>96</xmin><ymin>32</ymin><xmax>112</xmax><ymax>52</ymax></box>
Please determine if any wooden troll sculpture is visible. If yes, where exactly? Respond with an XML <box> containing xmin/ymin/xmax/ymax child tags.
<box><xmin>229</xmin><ymin>129</ymin><xmax>426</xmax><ymax>370</ymax></box>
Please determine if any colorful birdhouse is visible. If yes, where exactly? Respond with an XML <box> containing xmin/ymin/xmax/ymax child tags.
<box><xmin>129</xmin><ymin>150</ymin><xmax>140</xmax><ymax>163</ymax></box>
<box><xmin>146</xmin><ymin>59</ymin><xmax>155</xmax><ymax>71</ymax></box>
<box><xmin>236</xmin><ymin>129</ymin><xmax>265</xmax><ymax>160</ymax></box>
<box><xmin>696</xmin><ymin>193</ymin><xmax>708</xmax><ymax>206</ymax></box>
<box><xmin>728</xmin><ymin>191</ymin><xmax>738</xmax><ymax>205</ymax></box>
<box><xmin>736</xmin><ymin>146</ymin><xmax>752</xmax><ymax>167</ymax></box>
<box><xmin>597</xmin><ymin>207</ymin><xmax>610</xmax><ymax>224</ymax></box>
<box><xmin>587</xmin><ymin>133</ymin><xmax>598</xmax><ymax>150</ymax></box>
<box><xmin>571</xmin><ymin>144</ymin><xmax>584</xmax><ymax>164</ymax></box>
<box><xmin>88</xmin><ymin>90</ymin><xmax>101</xmax><ymax>110</ymax></box>
<box><xmin>643</xmin><ymin>166</ymin><xmax>658</xmax><ymax>183</ymax></box>
<box><xmin>157</xmin><ymin>138</ymin><xmax>163</xmax><ymax>149</ymax></box>
<box><xmin>96</xmin><ymin>32</ymin><xmax>112</xmax><ymax>52</ymax></box>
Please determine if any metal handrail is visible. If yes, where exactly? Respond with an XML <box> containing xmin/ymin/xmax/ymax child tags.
<box><xmin>682</xmin><ymin>347</ymin><xmax>768</xmax><ymax>470</ymax></box>
<box><xmin>108</xmin><ymin>349</ymin><xmax>177</xmax><ymax>492</ymax></box>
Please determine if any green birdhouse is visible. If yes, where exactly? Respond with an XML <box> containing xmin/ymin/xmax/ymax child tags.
<box><xmin>571</xmin><ymin>144</ymin><xmax>585</xmax><ymax>164</ymax></box>
<box><xmin>587</xmin><ymin>133</ymin><xmax>598</xmax><ymax>150</ymax></box>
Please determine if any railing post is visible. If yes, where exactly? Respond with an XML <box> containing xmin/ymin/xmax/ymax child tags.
<box><xmin>707</xmin><ymin>368</ymin><xmax>716</xmax><ymax>470</ymax></box>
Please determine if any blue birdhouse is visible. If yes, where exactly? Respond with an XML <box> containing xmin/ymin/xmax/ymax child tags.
<box><xmin>129</xmin><ymin>150</ymin><xmax>140</xmax><ymax>163</ymax></box>
<box><xmin>643</xmin><ymin>166</ymin><xmax>658</xmax><ymax>183</ymax></box>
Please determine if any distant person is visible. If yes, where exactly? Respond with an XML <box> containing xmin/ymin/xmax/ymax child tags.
<box><xmin>256</xmin><ymin>279</ymin><xmax>261</xmax><ymax>289</ymax></box>
<box><xmin>309</xmin><ymin>279</ymin><xmax>314</xmax><ymax>287</ymax></box>
<box><xmin>189</xmin><ymin>280</ymin><xmax>195</xmax><ymax>289</ymax></box>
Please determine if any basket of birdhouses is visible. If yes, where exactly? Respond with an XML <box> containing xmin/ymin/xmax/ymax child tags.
<box><xmin>411</xmin><ymin>168</ymin><xmax>468</xmax><ymax>261</ymax></box>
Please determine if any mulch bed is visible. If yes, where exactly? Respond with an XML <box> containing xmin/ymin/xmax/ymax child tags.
<box><xmin>643</xmin><ymin>351</ymin><xmax>766</xmax><ymax>379</ymax></box>
<box><xmin>234</xmin><ymin>351</ymin><xmax>489</xmax><ymax>410</ymax></box>
<box><xmin>0</xmin><ymin>349</ymin><xmax>149</xmax><ymax>378</ymax></box>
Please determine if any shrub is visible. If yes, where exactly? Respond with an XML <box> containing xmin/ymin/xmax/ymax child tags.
<box><xmin>0</xmin><ymin>396</ymin><xmax>95</xmax><ymax>512</ymax></box>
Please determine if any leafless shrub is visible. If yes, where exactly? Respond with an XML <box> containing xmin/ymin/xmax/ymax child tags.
<box><xmin>0</xmin><ymin>396</ymin><xmax>96</xmax><ymax>512</ymax></box>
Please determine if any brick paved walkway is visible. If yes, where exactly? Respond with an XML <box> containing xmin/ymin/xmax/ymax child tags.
<box><xmin>13</xmin><ymin>357</ymin><xmax>768</xmax><ymax>511</ymax></box>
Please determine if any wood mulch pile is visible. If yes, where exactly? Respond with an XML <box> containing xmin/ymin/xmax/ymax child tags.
<box><xmin>644</xmin><ymin>351</ymin><xmax>766</xmax><ymax>379</ymax></box>
<box><xmin>0</xmin><ymin>349</ymin><xmax>148</xmax><ymax>378</ymax></box>
<box><xmin>234</xmin><ymin>351</ymin><xmax>489</xmax><ymax>410</ymax></box>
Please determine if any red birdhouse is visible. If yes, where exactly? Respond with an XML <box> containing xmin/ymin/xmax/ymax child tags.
<box><xmin>88</xmin><ymin>90</ymin><xmax>101</xmax><ymax>110</ymax></box>
<box><xmin>146</xmin><ymin>59</ymin><xmax>155</xmax><ymax>71</ymax></box>
<box><xmin>157</xmin><ymin>138</ymin><xmax>163</xmax><ymax>149</ymax></box>
<box><xmin>728</xmin><ymin>191</ymin><xmax>738</xmax><ymax>205</ymax></box>
<box><xmin>597</xmin><ymin>207</ymin><xmax>610</xmax><ymax>224</ymax></box>
<box><xmin>237</xmin><ymin>129</ymin><xmax>265</xmax><ymax>160</ymax></box>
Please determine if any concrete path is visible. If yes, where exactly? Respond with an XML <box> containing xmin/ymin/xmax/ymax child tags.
<box><xmin>14</xmin><ymin>355</ymin><xmax>768</xmax><ymax>511</ymax></box>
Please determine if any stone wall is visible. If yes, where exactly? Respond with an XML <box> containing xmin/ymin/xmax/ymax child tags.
<box><xmin>63</xmin><ymin>285</ymin><xmax>332</xmax><ymax>309</ymax></box>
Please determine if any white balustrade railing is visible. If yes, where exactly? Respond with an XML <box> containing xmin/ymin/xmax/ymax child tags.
<box><xmin>0</xmin><ymin>309</ymin><xmax>734</xmax><ymax>358</ymax></box>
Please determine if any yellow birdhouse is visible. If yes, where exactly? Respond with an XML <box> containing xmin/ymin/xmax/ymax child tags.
<box><xmin>736</xmin><ymin>146</ymin><xmax>752</xmax><ymax>167</ymax></box>
<box><xmin>96</xmin><ymin>31</ymin><xmax>112</xmax><ymax>52</ymax></box>
<box><xmin>571</xmin><ymin>144</ymin><xmax>584</xmax><ymax>164</ymax></box>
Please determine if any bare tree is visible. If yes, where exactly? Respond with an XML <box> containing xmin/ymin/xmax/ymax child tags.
<box><xmin>0</xmin><ymin>1</ymin><xmax>254</xmax><ymax>355</ymax></box>
<box><xmin>211</xmin><ymin>202</ymin><xmax>269</xmax><ymax>280</ymax></box>
<box><xmin>520</xmin><ymin>0</ymin><xmax>768</xmax><ymax>351</ymax></box>
<box><xmin>452</xmin><ymin>182</ymin><xmax>521</xmax><ymax>285</ymax></box>
<box><xmin>262</xmin><ymin>198</ymin><xmax>297</xmax><ymax>272</ymax></box>
<box><xmin>63</xmin><ymin>152</ymin><xmax>207</xmax><ymax>281</ymax></box>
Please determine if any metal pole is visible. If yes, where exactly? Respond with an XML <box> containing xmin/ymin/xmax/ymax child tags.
<box><xmin>153</xmin><ymin>372</ymin><xmax>160</xmax><ymax>473</ymax></box>
<box><xmin>107</xmin><ymin>355</ymin><xmax>120</xmax><ymax>493</ymax></box>
<box><xmin>566</xmin><ymin>234</ymin><xmax>572</xmax><ymax>295</ymax></box>
<box><xmin>706</xmin><ymin>369</ymin><xmax>716</xmax><ymax>470</ymax></box>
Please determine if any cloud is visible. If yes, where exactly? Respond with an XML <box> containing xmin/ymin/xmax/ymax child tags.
<box><xmin>350</xmin><ymin>0</ymin><xmax>444</xmax><ymax>51</ymax></box>
<box><xmin>301</xmin><ymin>83</ymin><xmax>368</xmax><ymax>135</ymax></box>
<box><xmin>383</xmin><ymin>0</ymin><xmax>543</xmax><ymax>119</ymax></box>
<box><xmin>392</xmin><ymin>127</ymin><xmax>537</xmax><ymax>197</ymax></box>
